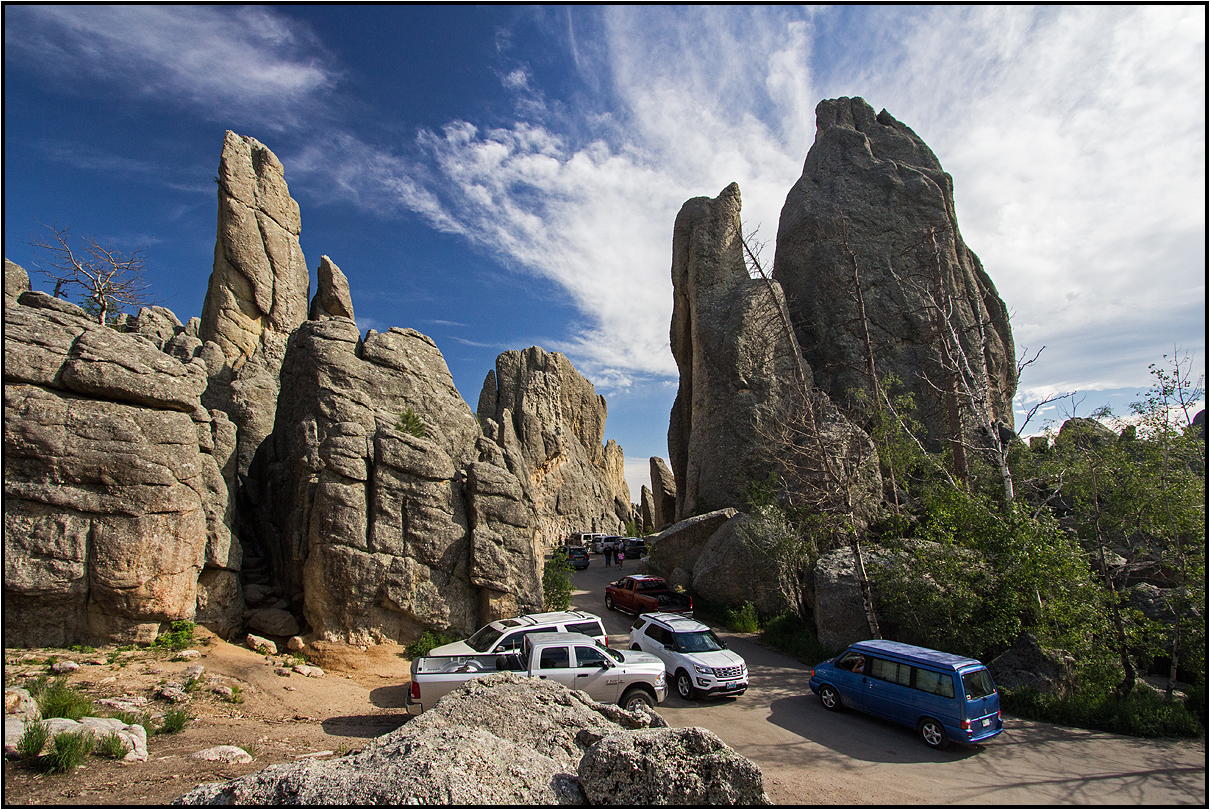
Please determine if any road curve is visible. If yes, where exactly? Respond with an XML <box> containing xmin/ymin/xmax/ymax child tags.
<box><xmin>571</xmin><ymin>560</ymin><xmax>1206</xmax><ymax>804</ymax></box>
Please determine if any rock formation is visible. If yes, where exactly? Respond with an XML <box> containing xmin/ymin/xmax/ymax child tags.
<box><xmin>772</xmin><ymin>96</ymin><xmax>1016</xmax><ymax>438</ymax></box>
<box><xmin>3</xmin><ymin>261</ymin><xmax>240</xmax><ymax>646</ymax></box>
<box><xmin>649</xmin><ymin>457</ymin><xmax>677</xmax><ymax>531</ymax></box>
<box><xmin>174</xmin><ymin>673</ymin><xmax>767</xmax><ymax>805</ymax></box>
<box><xmin>639</xmin><ymin>485</ymin><xmax>655</xmax><ymax>533</ymax></box>
<box><xmin>477</xmin><ymin>347</ymin><xmax>628</xmax><ymax>547</ymax></box>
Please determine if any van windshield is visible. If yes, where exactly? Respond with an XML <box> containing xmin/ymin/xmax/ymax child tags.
<box><xmin>962</xmin><ymin>668</ymin><xmax>996</xmax><ymax>700</ymax></box>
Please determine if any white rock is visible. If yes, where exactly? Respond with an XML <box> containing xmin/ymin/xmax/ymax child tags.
<box><xmin>51</xmin><ymin>660</ymin><xmax>80</xmax><ymax>674</ymax></box>
<box><xmin>287</xmin><ymin>636</ymin><xmax>306</xmax><ymax>651</ymax></box>
<box><xmin>293</xmin><ymin>665</ymin><xmax>324</xmax><ymax>678</ymax></box>
<box><xmin>190</xmin><ymin>745</ymin><xmax>253</xmax><ymax>764</ymax></box>
<box><xmin>175</xmin><ymin>650</ymin><xmax>202</xmax><ymax>660</ymax></box>
<box><xmin>246</xmin><ymin>633</ymin><xmax>278</xmax><ymax>654</ymax></box>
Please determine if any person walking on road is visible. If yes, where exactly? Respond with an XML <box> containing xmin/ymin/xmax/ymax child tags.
<box><xmin>617</xmin><ymin>546</ymin><xmax>625</xmax><ymax>569</ymax></box>
<box><xmin>605</xmin><ymin>543</ymin><xmax>613</xmax><ymax>566</ymax></box>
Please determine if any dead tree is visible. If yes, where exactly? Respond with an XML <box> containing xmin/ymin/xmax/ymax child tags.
<box><xmin>27</xmin><ymin>223</ymin><xmax>155</xmax><ymax>325</ymax></box>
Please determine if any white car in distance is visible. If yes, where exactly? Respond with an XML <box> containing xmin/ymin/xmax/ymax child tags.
<box><xmin>628</xmin><ymin>613</ymin><xmax>748</xmax><ymax>700</ymax></box>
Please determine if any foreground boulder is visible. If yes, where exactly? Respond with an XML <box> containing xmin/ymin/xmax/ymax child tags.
<box><xmin>174</xmin><ymin>674</ymin><xmax>764</xmax><ymax>806</ymax></box>
<box><xmin>986</xmin><ymin>633</ymin><xmax>1076</xmax><ymax>697</ymax></box>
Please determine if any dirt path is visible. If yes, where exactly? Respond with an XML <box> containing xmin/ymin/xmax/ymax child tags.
<box><xmin>4</xmin><ymin>628</ymin><xmax>417</xmax><ymax>805</ymax></box>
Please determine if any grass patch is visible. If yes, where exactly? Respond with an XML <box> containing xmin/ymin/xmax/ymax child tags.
<box><xmin>723</xmin><ymin>602</ymin><xmax>761</xmax><ymax>633</ymax></box>
<box><xmin>16</xmin><ymin>721</ymin><xmax>50</xmax><ymax>761</ymax></box>
<box><xmin>29</xmin><ymin>677</ymin><xmax>94</xmax><ymax>721</ymax></box>
<box><xmin>66</xmin><ymin>644</ymin><xmax>97</xmax><ymax>654</ymax></box>
<box><xmin>43</xmin><ymin>730</ymin><xmax>93</xmax><ymax>774</ymax></box>
<box><xmin>406</xmin><ymin>630</ymin><xmax>460</xmax><ymax>658</ymax></box>
<box><xmin>110</xmin><ymin>709</ymin><xmax>154</xmax><ymax>731</ymax></box>
<box><xmin>227</xmin><ymin>684</ymin><xmax>245</xmax><ymax>704</ymax></box>
<box><xmin>159</xmin><ymin>707</ymin><xmax>192</xmax><ymax>734</ymax></box>
<box><xmin>94</xmin><ymin>731</ymin><xmax>129</xmax><ymax>759</ymax></box>
<box><xmin>760</xmin><ymin>612</ymin><xmax>838</xmax><ymax>667</ymax></box>
<box><xmin>1001</xmin><ymin>686</ymin><xmax>1203</xmax><ymax>739</ymax></box>
<box><xmin>152</xmin><ymin>620</ymin><xmax>196</xmax><ymax>652</ymax></box>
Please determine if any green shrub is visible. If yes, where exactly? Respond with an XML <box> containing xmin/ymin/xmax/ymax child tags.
<box><xmin>16</xmin><ymin>721</ymin><xmax>50</xmax><ymax>761</ymax></box>
<box><xmin>94</xmin><ymin>731</ymin><xmax>128</xmax><ymax>759</ymax></box>
<box><xmin>760</xmin><ymin>612</ymin><xmax>838</xmax><ymax>667</ymax></box>
<box><xmin>159</xmin><ymin>707</ymin><xmax>192</xmax><ymax>734</ymax></box>
<box><xmin>395</xmin><ymin>408</ymin><xmax>427</xmax><ymax>438</ymax></box>
<box><xmin>43</xmin><ymin>729</ymin><xmax>93</xmax><ymax>773</ymax></box>
<box><xmin>152</xmin><ymin>620</ymin><xmax>196</xmax><ymax>652</ymax></box>
<box><xmin>66</xmin><ymin>644</ymin><xmax>97</xmax><ymax>654</ymax></box>
<box><xmin>543</xmin><ymin>554</ymin><xmax>573</xmax><ymax>611</ymax></box>
<box><xmin>406</xmin><ymin>631</ymin><xmax>460</xmax><ymax>659</ymax></box>
<box><xmin>724</xmin><ymin>602</ymin><xmax>761</xmax><ymax>634</ymax></box>
<box><xmin>1001</xmin><ymin>686</ymin><xmax>1203</xmax><ymax>739</ymax></box>
<box><xmin>34</xmin><ymin>678</ymin><xmax>94</xmax><ymax>721</ymax></box>
<box><xmin>227</xmin><ymin>684</ymin><xmax>245</xmax><ymax>705</ymax></box>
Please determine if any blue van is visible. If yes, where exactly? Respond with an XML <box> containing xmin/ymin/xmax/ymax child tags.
<box><xmin>808</xmin><ymin>639</ymin><xmax>1002</xmax><ymax>750</ymax></box>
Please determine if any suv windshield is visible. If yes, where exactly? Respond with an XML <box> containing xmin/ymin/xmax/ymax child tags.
<box><xmin>961</xmin><ymin>668</ymin><xmax>997</xmax><ymax>700</ymax></box>
<box><xmin>673</xmin><ymin>630</ymin><xmax>725</xmax><ymax>653</ymax></box>
<box><xmin>466</xmin><ymin>625</ymin><xmax>504</xmax><ymax>652</ymax></box>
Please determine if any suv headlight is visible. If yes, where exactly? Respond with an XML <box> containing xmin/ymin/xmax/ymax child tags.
<box><xmin>693</xmin><ymin>664</ymin><xmax>713</xmax><ymax>676</ymax></box>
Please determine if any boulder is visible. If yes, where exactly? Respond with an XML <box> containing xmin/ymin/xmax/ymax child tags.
<box><xmin>578</xmin><ymin>726</ymin><xmax>768</xmax><ymax>805</ymax></box>
<box><xmin>1056</xmin><ymin>417</ymin><xmax>1117</xmax><ymax>450</ymax></box>
<box><xmin>811</xmin><ymin>547</ymin><xmax>874</xmax><ymax>650</ymax></box>
<box><xmin>308</xmin><ymin>255</ymin><xmax>354</xmax><ymax>321</ymax></box>
<box><xmin>987</xmin><ymin>633</ymin><xmax>1076</xmax><ymax>697</ymax></box>
<box><xmin>4</xmin><ymin>258</ymin><xmax>31</xmax><ymax>302</ymax></box>
<box><xmin>190</xmin><ymin>745</ymin><xmax>253</xmax><ymax>764</ymax></box>
<box><xmin>246</xmin><ymin>634</ymin><xmax>278</xmax><ymax>655</ymax></box>
<box><xmin>649</xmin><ymin>457</ymin><xmax>677</xmax><ymax>531</ymax></box>
<box><xmin>639</xmin><ymin>486</ymin><xmax>656</xmax><ymax>534</ymax></box>
<box><xmin>772</xmin><ymin>96</ymin><xmax>1016</xmax><ymax>439</ymax></box>
<box><xmin>247</xmin><ymin>608</ymin><xmax>301</xmax><ymax>638</ymax></box>
<box><xmin>5</xmin><ymin>688</ymin><xmax>39</xmax><ymax>723</ymax></box>
<box><xmin>648</xmin><ymin>509</ymin><xmax>737</xmax><ymax>577</ymax></box>
<box><xmin>691</xmin><ymin>511</ymin><xmax>802</xmax><ymax>618</ymax></box>
<box><xmin>478</xmin><ymin>346</ymin><xmax>627</xmax><ymax>546</ymax></box>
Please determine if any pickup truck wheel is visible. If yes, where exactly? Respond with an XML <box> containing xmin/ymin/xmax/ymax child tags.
<box><xmin>918</xmin><ymin>717</ymin><xmax>950</xmax><ymax>750</ymax></box>
<box><xmin>605</xmin><ymin>594</ymin><xmax>615</xmax><ymax>611</ymax></box>
<box><xmin>675</xmin><ymin>669</ymin><xmax>697</xmax><ymax>700</ymax></box>
<box><xmin>819</xmin><ymin>684</ymin><xmax>841</xmax><ymax>711</ymax></box>
<box><xmin>620</xmin><ymin>688</ymin><xmax>655</xmax><ymax>713</ymax></box>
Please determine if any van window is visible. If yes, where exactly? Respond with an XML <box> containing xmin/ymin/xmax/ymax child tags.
<box><xmin>835</xmin><ymin>651</ymin><xmax>865</xmax><ymax>672</ymax></box>
<box><xmin>914</xmin><ymin>668</ymin><xmax>956</xmax><ymax>698</ymax></box>
<box><xmin>566</xmin><ymin>621</ymin><xmax>603</xmax><ymax>637</ymax></box>
<box><xmin>539</xmin><ymin>646</ymin><xmax>570</xmax><ymax>669</ymax></box>
<box><xmin>870</xmin><ymin>658</ymin><xmax>911</xmax><ymax>686</ymax></box>
<box><xmin>962</xmin><ymin>668</ymin><xmax>996</xmax><ymax>700</ymax></box>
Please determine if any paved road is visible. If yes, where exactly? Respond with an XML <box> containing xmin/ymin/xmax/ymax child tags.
<box><xmin>571</xmin><ymin>560</ymin><xmax>1207</xmax><ymax>805</ymax></box>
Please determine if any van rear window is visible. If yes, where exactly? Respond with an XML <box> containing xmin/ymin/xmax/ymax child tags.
<box><xmin>914</xmin><ymin>668</ymin><xmax>955</xmax><ymax>698</ymax></box>
<box><xmin>962</xmin><ymin>668</ymin><xmax>996</xmax><ymax>700</ymax></box>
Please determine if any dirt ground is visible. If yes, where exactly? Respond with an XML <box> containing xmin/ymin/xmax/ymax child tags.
<box><xmin>3</xmin><ymin>627</ymin><xmax>418</xmax><ymax>805</ymax></box>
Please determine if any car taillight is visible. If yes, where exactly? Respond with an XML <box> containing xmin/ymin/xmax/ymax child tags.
<box><xmin>960</xmin><ymin>719</ymin><xmax>971</xmax><ymax>730</ymax></box>
<box><xmin>410</xmin><ymin>681</ymin><xmax>420</xmax><ymax>700</ymax></box>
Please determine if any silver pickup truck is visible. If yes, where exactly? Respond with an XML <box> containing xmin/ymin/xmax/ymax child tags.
<box><xmin>406</xmin><ymin>632</ymin><xmax>668</xmax><ymax>715</ymax></box>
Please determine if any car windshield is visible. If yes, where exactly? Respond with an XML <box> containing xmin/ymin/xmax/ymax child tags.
<box><xmin>962</xmin><ymin>668</ymin><xmax>997</xmax><ymax>700</ymax></box>
<box><xmin>673</xmin><ymin>631</ymin><xmax>725</xmax><ymax>653</ymax></box>
<box><xmin>465</xmin><ymin>625</ymin><xmax>504</xmax><ymax>653</ymax></box>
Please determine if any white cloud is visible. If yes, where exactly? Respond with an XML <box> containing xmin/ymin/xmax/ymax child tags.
<box><xmin>4</xmin><ymin>6</ymin><xmax>336</xmax><ymax>130</ymax></box>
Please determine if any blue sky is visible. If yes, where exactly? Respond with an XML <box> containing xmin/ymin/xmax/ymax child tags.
<box><xmin>4</xmin><ymin>5</ymin><xmax>1205</xmax><ymax>496</ymax></box>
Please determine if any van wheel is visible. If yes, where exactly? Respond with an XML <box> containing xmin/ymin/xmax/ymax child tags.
<box><xmin>675</xmin><ymin>669</ymin><xmax>697</xmax><ymax>700</ymax></box>
<box><xmin>918</xmin><ymin>717</ymin><xmax>950</xmax><ymax>750</ymax></box>
<box><xmin>605</xmin><ymin>595</ymin><xmax>615</xmax><ymax>611</ymax></box>
<box><xmin>621</xmin><ymin>688</ymin><xmax>655</xmax><ymax>713</ymax></box>
<box><xmin>819</xmin><ymin>684</ymin><xmax>841</xmax><ymax>712</ymax></box>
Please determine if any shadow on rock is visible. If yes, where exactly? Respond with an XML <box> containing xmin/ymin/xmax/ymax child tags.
<box><xmin>320</xmin><ymin>714</ymin><xmax>409</xmax><ymax>738</ymax></box>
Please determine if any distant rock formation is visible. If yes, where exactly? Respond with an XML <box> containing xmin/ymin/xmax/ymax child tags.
<box><xmin>649</xmin><ymin>457</ymin><xmax>677</xmax><ymax>531</ymax></box>
<box><xmin>307</xmin><ymin>255</ymin><xmax>354</xmax><ymax>321</ymax></box>
<box><xmin>477</xmin><ymin>347</ymin><xmax>627</xmax><ymax>547</ymax></box>
<box><xmin>639</xmin><ymin>485</ymin><xmax>655</xmax><ymax>533</ymax></box>
<box><xmin>773</xmin><ymin>96</ymin><xmax>1016</xmax><ymax>437</ymax></box>
<box><xmin>3</xmin><ymin>261</ymin><xmax>241</xmax><ymax>646</ymax></box>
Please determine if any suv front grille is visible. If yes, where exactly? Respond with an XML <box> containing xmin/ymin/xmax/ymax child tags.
<box><xmin>713</xmin><ymin>665</ymin><xmax>744</xmax><ymax>679</ymax></box>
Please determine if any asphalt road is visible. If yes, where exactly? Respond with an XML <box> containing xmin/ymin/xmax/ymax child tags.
<box><xmin>571</xmin><ymin>558</ymin><xmax>1207</xmax><ymax>805</ymax></box>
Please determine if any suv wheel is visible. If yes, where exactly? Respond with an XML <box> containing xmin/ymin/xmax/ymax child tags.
<box><xmin>819</xmin><ymin>684</ymin><xmax>841</xmax><ymax>711</ymax></box>
<box><xmin>675</xmin><ymin>669</ymin><xmax>697</xmax><ymax>700</ymax></box>
<box><xmin>918</xmin><ymin>717</ymin><xmax>950</xmax><ymax>750</ymax></box>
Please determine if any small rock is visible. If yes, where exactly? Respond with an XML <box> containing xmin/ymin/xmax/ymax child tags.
<box><xmin>146</xmin><ymin>666</ymin><xmax>164</xmax><ymax>675</ymax></box>
<box><xmin>175</xmin><ymin>650</ymin><xmax>202</xmax><ymax>661</ymax></box>
<box><xmin>287</xmin><ymin>636</ymin><xmax>306</xmax><ymax>652</ymax></box>
<box><xmin>211</xmin><ymin>685</ymin><xmax>234</xmax><ymax>699</ymax></box>
<box><xmin>274</xmin><ymin>668</ymin><xmax>292</xmax><ymax>677</ymax></box>
<box><xmin>189</xmin><ymin>745</ymin><xmax>252</xmax><ymax>764</ymax></box>
<box><xmin>183</xmin><ymin>665</ymin><xmax>205</xmax><ymax>680</ymax></box>
<box><xmin>85</xmin><ymin>657</ymin><xmax>107</xmax><ymax>666</ymax></box>
<box><xmin>293</xmin><ymin>665</ymin><xmax>324</xmax><ymax>678</ymax></box>
<box><xmin>246</xmin><ymin>634</ymin><xmax>278</xmax><ymax>655</ymax></box>
<box><xmin>5</xmin><ymin>688</ymin><xmax>39</xmax><ymax>722</ymax></box>
<box><xmin>51</xmin><ymin>660</ymin><xmax>80</xmax><ymax>674</ymax></box>
<box><xmin>283</xmin><ymin>686</ymin><xmax>296</xmax><ymax>692</ymax></box>
<box><xmin>156</xmin><ymin>686</ymin><xmax>190</xmax><ymax>704</ymax></box>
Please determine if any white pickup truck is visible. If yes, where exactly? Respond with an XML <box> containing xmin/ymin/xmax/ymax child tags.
<box><xmin>405</xmin><ymin>632</ymin><xmax>668</xmax><ymax>715</ymax></box>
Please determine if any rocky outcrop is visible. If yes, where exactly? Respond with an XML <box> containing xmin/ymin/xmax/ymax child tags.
<box><xmin>987</xmin><ymin>633</ymin><xmax>1076</xmax><ymax>697</ymax></box>
<box><xmin>3</xmin><ymin>271</ymin><xmax>239</xmax><ymax>646</ymax></box>
<box><xmin>640</xmin><ymin>486</ymin><xmax>656</xmax><ymax>533</ymax></box>
<box><xmin>648</xmin><ymin>509</ymin><xmax>738</xmax><ymax>578</ymax></box>
<box><xmin>307</xmin><ymin>255</ymin><xmax>354</xmax><ymax>321</ymax></box>
<box><xmin>691</xmin><ymin>511</ymin><xmax>803</xmax><ymax>618</ymax></box>
<box><xmin>174</xmin><ymin>673</ymin><xmax>764</xmax><ymax>806</ymax></box>
<box><xmin>199</xmin><ymin>131</ymin><xmax>310</xmax><ymax>480</ymax></box>
<box><xmin>477</xmin><ymin>347</ymin><xmax>627</xmax><ymax>547</ymax></box>
<box><xmin>649</xmin><ymin>457</ymin><xmax>677</xmax><ymax>531</ymax></box>
<box><xmin>252</xmin><ymin>319</ymin><xmax>539</xmax><ymax>642</ymax></box>
<box><xmin>811</xmin><ymin>546</ymin><xmax>875</xmax><ymax>650</ymax></box>
<box><xmin>4</xmin><ymin>258</ymin><xmax>30</xmax><ymax>302</ymax></box>
<box><xmin>772</xmin><ymin>96</ymin><xmax>1016</xmax><ymax>437</ymax></box>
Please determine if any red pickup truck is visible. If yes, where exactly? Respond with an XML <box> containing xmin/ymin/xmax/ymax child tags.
<box><xmin>605</xmin><ymin>575</ymin><xmax>693</xmax><ymax>616</ymax></box>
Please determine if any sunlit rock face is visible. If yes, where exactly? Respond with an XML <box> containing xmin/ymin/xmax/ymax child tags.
<box><xmin>772</xmin><ymin>96</ymin><xmax>1016</xmax><ymax>438</ymax></box>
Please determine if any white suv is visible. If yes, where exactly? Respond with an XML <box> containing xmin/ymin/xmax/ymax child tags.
<box><xmin>628</xmin><ymin>613</ymin><xmax>748</xmax><ymax>700</ymax></box>
<box><xmin>429</xmin><ymin>611</ymin><xmax>607</xmax><ymax>657</ymax></box>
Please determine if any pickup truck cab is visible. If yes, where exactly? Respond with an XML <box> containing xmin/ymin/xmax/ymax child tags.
<box><xmin>629</xmin><ymin>613</ymin><xmax>748</xmax><ymax>700</ymax></box>
<box><xmin>406</xmin><ymin>632</ymin><xmax>668</xmax><ymax>714</ymax></box>
<box><xmin>605</xmin><ymin>575</ymin><xmax>693</xmax><ymax>617</ymax></box>
<box><xmin>809</xmin><ymin>639</ymin><xmax>1003</xmax><ymax>750</ymax></box>
<box><xmin>428</xmin><ymin>611</ymin><xmax>606</xmax><ymax>657</ymax></box>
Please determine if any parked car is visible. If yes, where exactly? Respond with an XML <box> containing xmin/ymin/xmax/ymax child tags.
<box><xmin>622</xmin><ymin>537</ymin><xmax>646</xmax><ymax>558</ymax></box>
<box><xmin>569</xmin><ymin>532</ymin><xmax>607</xmax><ymax>549</ymax></box>
<box><xmin>558</xmin><ymin>545</ymin><xmax>590</xmax><ymax>570</ymax></box>
<box><xmin>427</xmin><ymin>611</ymin><xmax>607</xmax><ymax>657</ymax></box>
<box><xmin>591</xmin><ymin>535</ymin><xmax>623</xmax><ymax>554</ymax></box>
<box><xmin>407</xmin><ymin>632</ymin><xmax>667</xmax><ymax>714</ymax></box>
<box><xmin>808</xmin><ymin>639</ymin><xmax>1003</xmax><ymax>750</ymax></box>
<box><xmin>605</xmin><ymin>574</ymin><xmax>693</xmax><ymax>616</ymax></box>
<box><xmin>629</xmin><ymin>613</ymin><xmax>748</xmax><ymax>700</ymax></box>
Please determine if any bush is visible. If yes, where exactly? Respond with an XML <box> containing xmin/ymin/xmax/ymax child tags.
<box><xmin>95</xmin><ymin>731</ymin><xmax>129</xmax><ymax>759</ymax></box>
<box><xmin>32</xmin><ymin>677</ymin><xmax>94</xmax><ymax>721</ymax></box>
<box><xmin>152</xmin><ymin>620</ymin><xmax>196</xmax><ymax>652</ymax></box>
<box><xmin>543</xmin><ymin>554</ymin><xmax>573</xmax><ymax>611</ymax></box>
<box><xmin>43</xmin><ymin>729</ymin><xmax>93</xmax><ymax>774</ymax></box>
<box><xmin>159</xmin><ymin>707</ymin><xmax>192</xmax><ymax>734</ymax></box>
<box><xmin>406</xmin><ymin>631</ymin><xmax>460</xmax><ymax>659</ymax></box>
<box><xmin>1001</xmin><ymin>686</ymin><xmax>1203</xmax><ymax>739</ymax></box>
<box><xmin>396</xmin><ymin>408</ymin><xmax>427</xmax><ymax>439</ymax></box>
<box><xmin>724</xmin><ymin>602</ymin><xmax>761</xmax><ymax>634</ymax></box>
<box><xmin>16</xmin><ymin>721</ymin><xmax>50</xmax><ymax>761</ymax></box>
<box><xmin>761</xmin><ymin>612</ymin><xmax>838</xmax><ymax>666</ymax></box>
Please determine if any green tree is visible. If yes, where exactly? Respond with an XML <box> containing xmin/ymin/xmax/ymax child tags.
<box><xmin>543</xmin><ymin>553</ymin><xmax>573</xmax><ymax>611</ymax></box>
